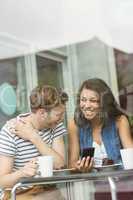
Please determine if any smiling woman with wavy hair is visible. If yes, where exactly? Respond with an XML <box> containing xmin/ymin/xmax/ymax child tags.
<box><xmin>68</xmin><ymin>78</ymin><xmax>133</xmax><ymax>172</ymax></box>
<box><xmin>74</xmin><ymin>78</ymin><xmax>124</xmax><ymax>127</ymax></box>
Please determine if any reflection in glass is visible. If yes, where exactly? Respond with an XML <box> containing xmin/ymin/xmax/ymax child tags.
<box><xmin>0</xmin><ymin>58</ymin><xmax>27</xmax><ymax>127</ymax></box>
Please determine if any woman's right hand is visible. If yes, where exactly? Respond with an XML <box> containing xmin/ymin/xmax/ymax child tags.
<box><xmin>75</xmin><ymin>156</ymin><xmax>93</xmax><ymax>172</ymax></box>
<box><xmin>19</xmin><ymin>158</ymin><xmax>38</xmax><ymax>177</ymax></box>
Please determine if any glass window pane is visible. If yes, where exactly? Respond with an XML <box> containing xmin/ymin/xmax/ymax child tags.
<box><xmin>114</xmin><ymin>49</ymin><xmax>133</xmax><ymax>129</ymax></box>
<box><xmin>36</xmin><ymin>55</ymin><xmax>63</xmax><ymax>89</ymax></box>
<box><xmin>0</xmin><ymin>57</ymin><xmax>28</xmax><ymax>127</ymax></box>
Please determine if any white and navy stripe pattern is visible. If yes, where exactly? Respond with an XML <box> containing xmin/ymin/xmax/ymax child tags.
<box><xmin>0</xmin><ymin>121</ymin><xmax>67</xmax><ymax>169</ymax></box>
<box><xmin>0</xmin><ymin>114</ymin><xmax>67</xmax><ymax>197</ymax></box>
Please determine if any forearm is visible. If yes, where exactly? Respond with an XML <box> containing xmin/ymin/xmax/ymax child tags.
<box><xmin>0</xmin><ymin>170</ymin><xmax>23</xmax><ymax>188</ymax></box>
<box><xmin>68</xmin><ymin>148</ymin><xmax>80</xmax><ymax>168</ymax></box>
<box><xmin>31</xmin><ymin>134</ymin><xmax>65</xmax><ymax>168</ymax></box>
<box><xmin>68</xmin><ymin>158</ymin><xmax>78</xmax><ymax>168</ymax></box>
<box><xmin>68</xmin><ymin>146</ymin><xmax>80</xmax><ymax>168</ymax></box>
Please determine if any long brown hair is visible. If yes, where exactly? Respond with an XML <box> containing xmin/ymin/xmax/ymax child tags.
<box><xmin>74</xmin><ymin>78</ymin><xmax>124</xmax><ymax>127</ymax></box>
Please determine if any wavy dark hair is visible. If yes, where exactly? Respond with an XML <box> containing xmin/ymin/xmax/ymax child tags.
<box><xmin>74</xmin><ymin>78</ymin><xmax>124</xmax><ymax>127</ymax></box>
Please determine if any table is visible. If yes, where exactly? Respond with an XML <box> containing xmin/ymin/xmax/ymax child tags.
<box><xmin>10</xmin><ymin>168</ymin><xmax>133</xmax><ymax>200</ymax></box>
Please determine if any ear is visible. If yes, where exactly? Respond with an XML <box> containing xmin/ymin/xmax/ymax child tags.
<box><xmin>38</xmin><ymin>108</ymin><xmax>47</xmax><ymax>118</ymax></box>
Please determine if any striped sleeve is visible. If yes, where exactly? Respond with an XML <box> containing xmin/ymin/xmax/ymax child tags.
<box><xmin>53</xmin><ymin>122</ymin><xmax>67</xmax><ymax>138</ymax></box>
<box><xmin>0</xmin><ymin>126</ymin><xmax>16</xmax><ymax>157</ymax></box>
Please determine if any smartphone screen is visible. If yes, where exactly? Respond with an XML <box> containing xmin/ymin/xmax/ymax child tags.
<box><xmin>81</xmin><ymin>147</ymin><xmax>95</xmax><ymax>159</ymax></box>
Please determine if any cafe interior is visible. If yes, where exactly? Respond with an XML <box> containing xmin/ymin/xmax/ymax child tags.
<box><xmin>0</xmin><ymin>0</ymin><xmax>133</xmax><ymax>200</ymax></box>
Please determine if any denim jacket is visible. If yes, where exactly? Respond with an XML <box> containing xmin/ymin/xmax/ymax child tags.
<box><xmin>79</xmin><ymin>120</ymin><xmax>122</xmax><ymax>163</ymax></box>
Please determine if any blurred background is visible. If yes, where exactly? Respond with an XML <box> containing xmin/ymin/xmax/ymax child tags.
<box><xmin>0</xmin><ymin>38</ymin><xmax>133</xmax><ymax>130</ymax></box>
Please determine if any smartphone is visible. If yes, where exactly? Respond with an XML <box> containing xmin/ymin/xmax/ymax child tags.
<box><xmin>81</xmin><ymin>147</ymin><xmax>95</xmax><ymax>159</ymax></box>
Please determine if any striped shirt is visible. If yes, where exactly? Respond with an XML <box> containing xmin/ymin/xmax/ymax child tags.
<box><xmin>0</xmin><ymin>113</ymin><xmax>67</xmax><ymax>196</ymax></box>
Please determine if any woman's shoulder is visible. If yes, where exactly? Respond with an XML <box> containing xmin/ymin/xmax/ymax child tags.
<box><xmin>116</xmin><ymin>115</ymin><xmax>129</xmax><ymax>129</ymax></box>
<box><xmin>68</xmin><ymin>119</ymin><xmax>78</xmax><ymax>132</ymax></box>
<box><xmin>68</xmin><ymin>118</ymin><xmax>77</xmax><ymax>127</ymax></box>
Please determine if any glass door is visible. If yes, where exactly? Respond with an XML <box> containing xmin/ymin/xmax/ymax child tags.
<box><xmin>36</xmin><ymin>55</ymin><xmax>64</xmax><ymax>89</ymax></box>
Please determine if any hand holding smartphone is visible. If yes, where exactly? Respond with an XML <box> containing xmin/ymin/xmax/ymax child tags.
<box><xmin>76</xmin><ymin>148</ymin><xmax>94</xmax><ymax>172</ymax></box>
<box><xmin>81</xmin><ymin>147</ymin><xmax>95</xmax><ymax>159</ymax></box>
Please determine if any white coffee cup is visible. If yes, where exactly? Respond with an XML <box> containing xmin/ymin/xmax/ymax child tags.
<box><xmin>37</xmin><ymin>155</ymin><xmax>53</xmax><ymax>177</ymax></box>
<box><xmin>120</xmin><ymin>148</ymin><xmax>133</xmax><ymax>169</ymax></box>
